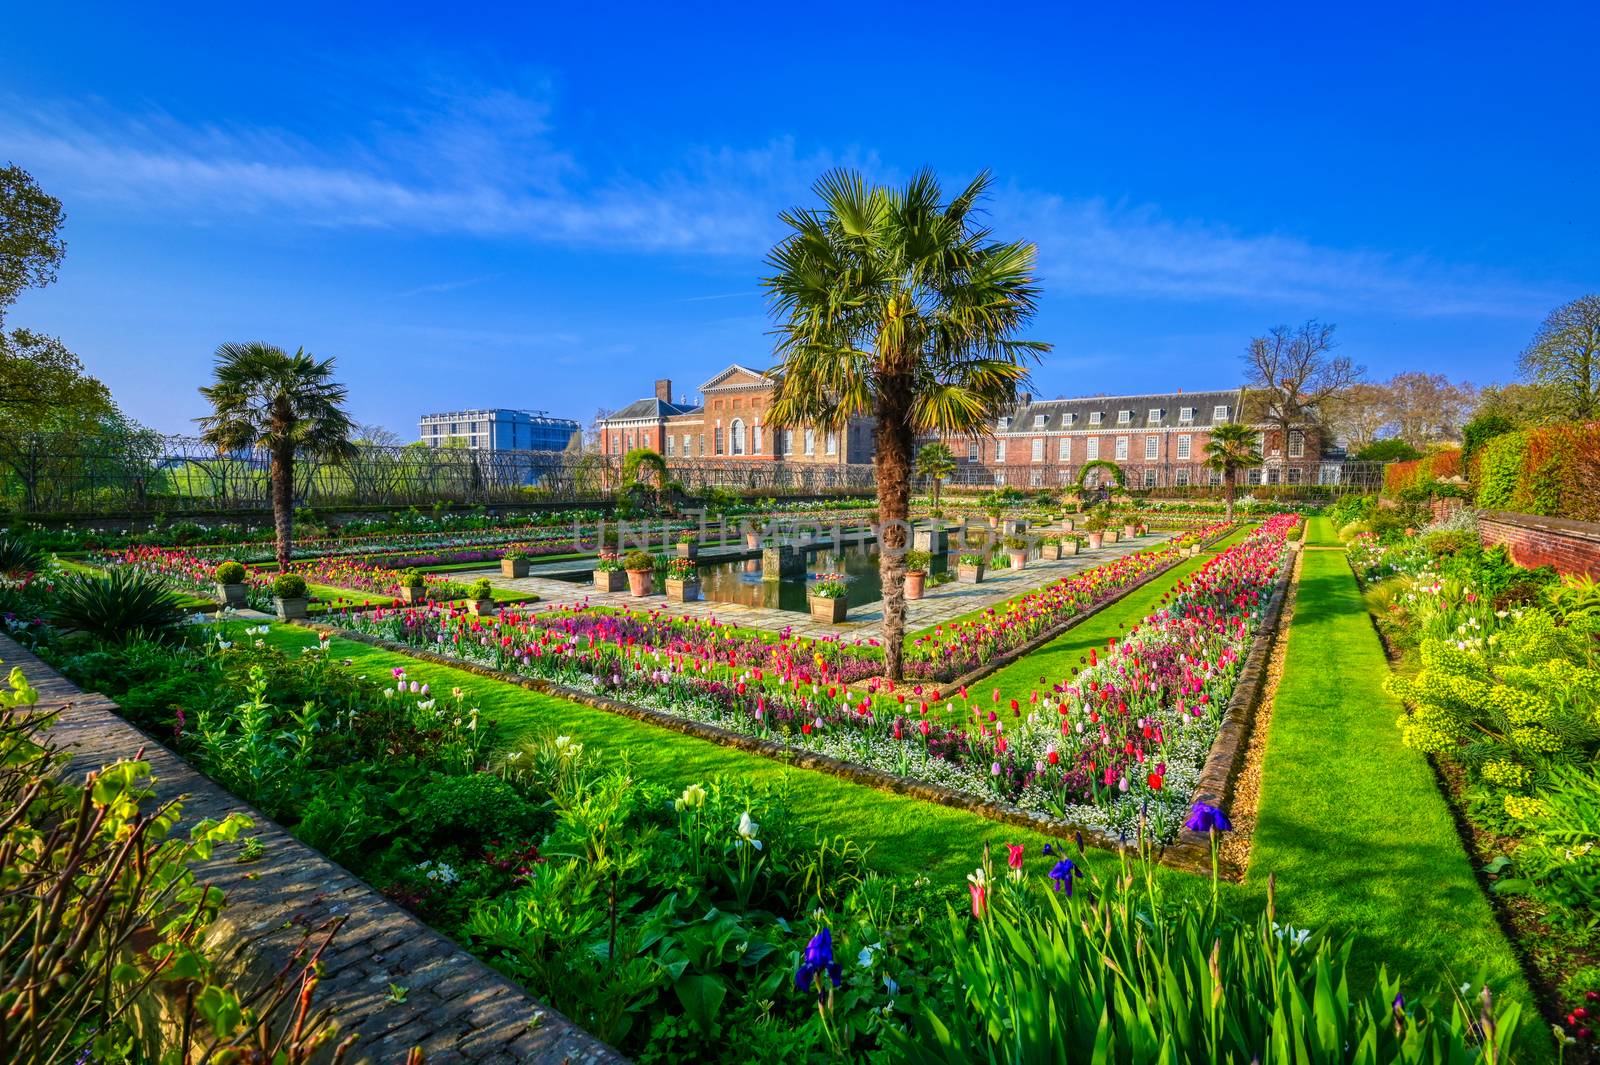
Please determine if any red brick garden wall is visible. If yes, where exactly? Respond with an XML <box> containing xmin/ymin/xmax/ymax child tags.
<box><xmin>1479</xmin><ymin>510</ymin><xmax>1600</xmax><ymax>579</ymax></box>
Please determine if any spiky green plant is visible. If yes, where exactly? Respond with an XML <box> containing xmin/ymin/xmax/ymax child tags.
<box><xmin>0</xmin><ymin>532</ymin><xmax>43</xmax><ymax>576</ymax></box>
<box><xmin>50</xmin><ymin>568</ymin><xmax>187</xmax><ymax>642</ymax></box>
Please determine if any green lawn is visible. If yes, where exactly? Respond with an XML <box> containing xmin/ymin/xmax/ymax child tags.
<box><xmin>1243</xmin><ymin>548</ymin><xmax>1542</xmax><ymax>1054</ymax></box>
<box><xmin>932</xmin><ymin>526</ymin><xmax>1253</xmax><ymax>726</ymax></box>
<box><xmin>1301</xmin><ymin>514</ymin><xmax>1342</xmax><ymax>547</ymax></box>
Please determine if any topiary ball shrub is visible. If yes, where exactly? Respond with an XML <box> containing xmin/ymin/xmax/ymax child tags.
<box><xmin>272</xmin><ymin>572</ymin><xmax>309</xmax><ymax>599</ymax></box>
<box><xmin>466</xmin><ymin>578</ymin><xmax>493</xmax><ymax>600</ymax></box>
<box><xmin>213</xmin><ymin>561</ymin><xmax>247</xmax><ymax>585</ymax></box>
<box><xmin>51</xmin><ymin>568</ymin><xmax>187</xmax><ymax>643</ymax></box>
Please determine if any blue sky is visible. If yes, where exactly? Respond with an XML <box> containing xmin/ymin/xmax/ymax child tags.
<box><xmin>2</xmin><ymin>2</ymin><xmax>1595</xmax><ymax>435</ymax></box>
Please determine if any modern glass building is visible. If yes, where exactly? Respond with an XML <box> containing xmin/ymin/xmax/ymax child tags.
<box><xmin>417</xmin><ymin>409</ymin><xmax>580</xmax><ymax>452</ymax></box>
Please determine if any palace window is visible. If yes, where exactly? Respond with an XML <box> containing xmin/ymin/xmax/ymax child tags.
<box><xmin>1147</xmin><ymin>408</ymin><xmax>1162</xmax><ymax>424</ymax></box>
<box><xmin>666</xmin><ymin>435</ymin><xmax>675</xmax><ymax>456</ymax></box>
<box><xmin>1064</xmin><ymin>413</ymin><xmax>1077</xmax><ymax>426</ymax></box>
<box><xmin>1089</xmin><ymin>411</ymin><xmax>1103</xmax><ymax>426</ymax></box>
<box><xmin>1288</xmin><ymin>430</ymin><xmax>1305</xmax><ymax>458</ymax></box>
<box><xmin>1117</xmin><ymin>410</ymin><xmax>1132</xmax><ymax>425</ymax></box>
<box><xmin>1031</xmin><ymin>438</ymin><xmax>1045</xmax><ymax>462</ymax></box>
<box><xmin>1214</xmin><ymin>405</ymin><xmax>1230</xmax><ymax>421</ymax></box>
<box><xmin>804</xmin><ymin>428</ymin><xmax>816</xmax><ymax>456</ymax></box>
<box><xmin>1177</xmin><ymin>434</ymin><xmax>1191</xmax><ymax>459</ymax></box>
<box><xmin>714</xmin><ymin>427</ymin><xmax>724</xmax><ymax>454</ymax></box>
<box><xmin>1209</xmin><ymin>468</ymin><xmax>1222</xmax><ymax>486</ymax></box>
<box><xmin>1086</xmin><ymin>437</ymin><xmax>1099</xmax><ymax>459</ymax></box>
<box><xmin>753</xmin><ymin>425</ymin><xmax>763</xmax><ymax>454</ymax></box>
<box><xmin>697</xmin><ymin>434</ymin><xmax>705</xmax><ymax>455</ymax></box>
<box><xmin>1175</xmin><ymin>468</ymin><xmax>1191</xmax><ymax>486</ymax></box>
<box><xmin>968</xmin><ymin>442</ymin><xmax>980</xmax><ymax>462</ymax></box>
<box><xmin>1287</xmin><ymin>467</ymin><xmax>1304</xmax><ymax>484</ymax></box>
<box><xmin>1114</xmin><ymin>436</ymin><xmax>1129</xmax><ymax>460</ymax></box>
<box><xmin>1142</xmin><ymin>469</ymin><xmax>1157</xmax><ymax>487</ymax></box>
<box><xmin>730</xmin><ymin>419</ymin><xmax>745</xmax><ymax>455</ymax></box>
<box><xmin>1033</xmin><ymin>413</ymin><xmax>1048</xmax><ymax>428</ymax></box>
<box><xmin>1058</xmin><ymin>438</ymin><xmax>1070</xmax><ymax>461</ymax></box>
<box><xmin>998</xmin><ymin>416</ymin><xmax>1011</xmax><ymax>430</ymax></box>
<box><xmin>996</xmin><ymin>440</ymin><xmax>1007</xmax><ymax>462</ymax></box>
<box><xmin>1179</xmin><ymin>407</ymin><xmax>1194</xmax><ymax>424</ymax></box>
<box><xmin>826</xmin><ymin>432</ymin><xmax>837</xmax><ymax>455</ymax></box>
<box><xmin>1145</xmin><ymin>436</ymin><xmax>1158</xmax><ymax>460</ymax></box>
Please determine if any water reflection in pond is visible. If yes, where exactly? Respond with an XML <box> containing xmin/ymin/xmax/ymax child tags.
<box><xmin>695</xmin><ymin>544</ymin><xmax>949</xmax><ymax>612</ymax></box>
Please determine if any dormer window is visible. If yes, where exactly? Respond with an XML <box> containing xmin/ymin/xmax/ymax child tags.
<box><xmin>1089</xmin><ymin>411</ymin><xmax>1103</xmax><ymax>426</ymax></box>
<box><xmin>1147</xmin><ymin>408</ymin><xmax>1162</xmax><ymax>424</ymax></box>
<box><xmin>1117</xmin><ymin>410</ymin><xmax>1132</xmax><ymax>426</ymax></box>
<box><xmin>1064</xmin><ymin>412</ymin><xmax>1076</xmax><ymax>426</ymax></box>
<box><xmin>1033</xmin><ymin>413</ymin><xmax>1048</xmax><ymax>428</ymax></box>
<box><xmin>1179</xmin><ymin>406</ymin><xmax>1195</xmax><ymax>423</ymax></box>
<box><xmin>998</xmin><ymin>416</ymin><xmax>1011</xmax><ymax>430</ymax></box>
<box><xmin>1214</xmin><ymin>404</ymin><xmax>1230</xmax><ymax>421</ymax></box>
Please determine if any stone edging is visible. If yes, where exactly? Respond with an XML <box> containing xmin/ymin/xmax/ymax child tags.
<box><xmin>0</xmin><ymin>633</ymin><xmax>627</xmax><ymax>1065</ymax></box>
<box><xmin>301</xmin><ymin>530</ymin><xmax>1288</xmax><ymax>876</ymax></box>
<box><xmin>1158</xmin><ymin>547</ymin><xmax>1296</xmax><ymax>877</ymax></box>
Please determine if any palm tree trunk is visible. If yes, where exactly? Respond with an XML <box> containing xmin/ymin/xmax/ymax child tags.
<box><xmin>1224</xmin><ymin>468</ymin><xmax>1236</xmax><ymax>524</ymax></box>
<box><xmin>876</xmin><ymin>382</ymin><xmax>915</xmax><ymax>682</ymax></box>
<box><xmin>272</xmin><ymin>443</ymin><xmax>294</xmax><ymax>569</ymax></box>
<box><xmin>931</xmin><ymin>473</ymin><xmax>941</xmax><ymax>511</ymax></box>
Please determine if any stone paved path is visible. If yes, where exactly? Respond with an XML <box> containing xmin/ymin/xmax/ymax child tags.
<box><xmin>0</xmin><ymin>633</ymin><xmax>626</xmax><ymax>1065</ymax></box>
<box><xmin>478</xmin><ymin>533</ymin><xmax>1173</xmax><ymax>640</ymax></box>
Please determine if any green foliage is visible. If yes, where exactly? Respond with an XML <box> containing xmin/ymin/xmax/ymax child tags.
<box><xmin>213</xmin><ymin>560</ymin><xmax>246</xmax><ymax>584</ymax></box>
<box><xmin>1476</xmin><ymin>431</ymin><xmax>1528</xmax><ymax>511</ymax></box>
<box><xmin>399</xmin><ymin>566</ymin><xmax>425</xmax><ymax>588</ymax></box>
<box><xmin>404</xmin><ymin>771</ymin><xmax>542</xmax><ymax>851</ymax></box>
<box><xmin>50</xmin><ymin>567</ymin><xmax>187</xmax><ymax>642</ymax></box>
<box><xmin>903</xmin><ymin>549</ymin><xmax>931</xmax><ymax>572</ymax></box>
<box><xmin>1493</xmin><ymin>765</ymin><xmax>1600</xmax><ymax>919</ymax></box>
<box><xmin>0</xmin><ymin>531</ymin><xmax>43</xmax><ymax>575</ymax></box>
<box><xmin>271</xmin><ymin>572</ymin><xmax>308</xmax><ymax>599</ymax></box>
<box><xmin>1462</xmin><ymin>413</ymin><xmax>1516</xmax><ymax>469</ymax></box>
<box><xmin>888</xmin><ymin>846</ymin><xmax>1520</xmax><ymax>1064</ymax></box>
<box><xmin>1075</xmin><ymin>458</ymin><xmax>1125</xmax><ymax>489</ymax></box>
<box><xmin>466</xmin><ymin>577</ymin><xmax>494</xmax><ymax>600</ymax></box>
<box><xmin>1355</xmin><ymin>437</ymin><xmax>1423</xmax><ymax>462</ymax></box>
<box><xmin>191</xmin><ymin>664</ymin><xmax>319</xmax><ymax>818</ymax></box>
<box><xmin>622</xmin><ymin>550</ymin><xmax>655</xmax><ymax>571</ymax></box>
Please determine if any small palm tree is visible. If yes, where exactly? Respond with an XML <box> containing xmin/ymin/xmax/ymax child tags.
<box><xmin>197</xmin><ymin>342</ymin><xmax>355</xmax><ymax>568</ymax></box>
<box><xmin>914</xmin><ymin>442</ymin><xmax>958</xmax><ymax>512</ymax></box>
<box><xmin>1203</xmin><ymin>421</ymin><xmax>1264</xmax><ymax>523</ymax></box>
<box><xmin>765</xmin><ymin>169</ymin><xmax>1047</xmax><ymax>680</ymax></box>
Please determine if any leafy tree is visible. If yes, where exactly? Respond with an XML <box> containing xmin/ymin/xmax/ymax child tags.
<box><xmin>1203</xmin><ymin>422</ymin><xmax>1263</xmax><ymax>523</ymax></box>
<box><xmin>764</xmin><ymin>169</ymin><xmax>1047</xmax><ymax>681</ymax></box>
<box><xmin>1461</xmin><ymin>413</ymin><xmax>1516</xmax><ymax>470</ymax></box>
<box><xmin>1473</xmin><ymin>380</ymin><xmax>1563</xmax><ymax>426</ymax></box>
<box><xmin>197</xmin><ymin>342</ymin><xmax>355</xmax><ymax>567</ymax></box>
<box><xmin>913</xmin><ymin>441</ymin><xmax>957</xmax><ymax>511</ymax></box>
<box><xmin>0</xmin><ymin>329</ymin><xmax>119</xmax><ymax>510</ymax></box>
<box><xmin>1519</xmin><ymin>294</ymin><xmax>1600</xmax><ymax>419</ymax></box>
<box><xmin>0</xmin><ymin>164</ymin><xmax>66</xmax><ymax>325</ymax></box>
<box><xmin>1353</xmin><ymin>438</ymin><xmax>1422</xmax><ymax>463</ymax></box>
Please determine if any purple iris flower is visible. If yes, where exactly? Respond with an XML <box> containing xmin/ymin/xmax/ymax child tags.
<box><xmin>795</xmin><ymin>928</ymin><xmax>842</xmax><ymax>998</ymax></box>
<box><xmin>1042</xmin><ymin>843</ymin><xmax>1054</xmax><ymax>856</ymax></box>
<box><xmin>1048</xmin><ymin>858</ymin><xmax>1080</xmax><ymax>895</ymax></box>
<box><xmin>1185</xmin><ymin>801</ymin><xmax>1233</xmax><ymax>833</ymax></box>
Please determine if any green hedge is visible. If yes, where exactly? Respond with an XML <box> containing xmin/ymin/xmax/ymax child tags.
<box><xmin>1474</xmin><ymin>422</ymin><xmax>1600</xmax><ymax>520</ymax></box>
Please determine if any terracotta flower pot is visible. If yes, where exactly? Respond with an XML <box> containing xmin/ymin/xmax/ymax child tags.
<box><xmin>905</xmin><ymin>571</ymin><xmax>926</xmax><ymax>600</ymax></box>
<box><xmin>1087</xmin><ymin>532</ymin><xmax>1104</xmax><ymax>549</ymax></box>
<box><xmin>744</xmin><ymin>531</ymin><xmax>762</xmax><ymax>549</ymax></box>
<box><xmin>1007</xmin><ymin>549</ymin><xmax>1029</xmax><ymax>570</ymax></box>
<box><xmin>1059</xmin><ymin>517</ymin><xmax>1076</xmax><ymax>532</ymax></box>
<box><xmin>216</xmin><ymin>582</ymin><xmax>248</xmax><ymax>608</ymax></box>
<box><xmin>501</xmin><ymin>557</ymin><xmax>530</xmax><ymax>578</ymax></box>
<box><xmin>665</xmin><ymin>577</ymin><xmax>700</xmax><ymax>602</ymax></box>
<box><xmin>1123</xmin><ymin>523</ymin><xmax>1138</xmax><ymax>538</ymax></box>
<box><xmin>808</xmin><ymin>594</ymin><xmax>848</xmax><ymax>623</ymax></box>
<box><xmin>625</xmin><ymin>569</ymin><xmax>653</xmax><ymax>597</ymax></box>
<box><xmin>275</xmin><ymin>596</ymin><xmax>308</xmax><ymax>621</ymax></box>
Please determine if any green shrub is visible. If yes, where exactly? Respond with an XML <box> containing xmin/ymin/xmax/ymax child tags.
<box><xmin>467</xmin><ymin>578</ymin><xmax>494</xmax><ymax>600</ymax></box>
<box><xmin>404</xmin><ymin>772</ymin><xmax>542</xmax><ymax>851</ymax></box>
<box><xmin>400</xmin><ymin>567</ymin><xmax>426</xmax><ymax>588</ymax></box>
<box><xmin>1476</xmin><ymin>431</ymin><xmax>1529</xmax><ymax>510</ymax></box>
<box><xmin>1421</xmin><ymin>529</ymin><xmax>1474</xmax><ymax>557</ymax></box>
<box><xmin>271</xmin><ymin>572</ymin><xmax>308</xmax><ymax>599</ymax></box>
<box><xmin>904</xmin><ymin>549</ymin><xmax>932</xmax><ymax>572</ymax></box>
<box><xmin>0</xmin><ymin>532</ymin><xmax>44</xmax><ymax>576</ymax></box>
<box><xmin>51</xmin><ymin>568</ymin><xmax>187</xmax><ymax>643</ymax></box>
<box><xmin>213</xmin><ymin>560</ymin><xmax>247</xmax><ymax>584</ymax></box>
<box><xmin>622</xmin><ymin>550</ymin><xmax>654</xmax><ymax>571</ymax></box>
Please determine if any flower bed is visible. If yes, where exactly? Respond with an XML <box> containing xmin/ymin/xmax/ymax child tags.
<box><xmin>327</xmin><ymin>517</ymin><xmax>1294</xmax><ymax>841</ymax></box>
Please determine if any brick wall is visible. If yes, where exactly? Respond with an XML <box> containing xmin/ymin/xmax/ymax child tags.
<box><xmin>1480</xmin><ymin>510</ymin><xmax>1600</xmax><ymax>579</ymax></box>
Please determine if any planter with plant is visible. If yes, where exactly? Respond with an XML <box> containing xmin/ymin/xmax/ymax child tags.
<box><xmin>904</xmin><ymin>549</ymin><xmax>931</xmax><ymax>600</ymax></box>
<box><xmin>675</xmin><ymin>531</ymin><xmax>699</xmax><ymax>559</ymax></box>
<box><xmin>956</xmin><ymin>552</ymin><xmax>986</xmax><ymax>583</ymax></box>
<box><xmin>398</xmin><ymin>567</ymin><xmax>427</xmax><ymax>603</ymax></box>
<box><xmin>1003</xmin><ymin>535</ymin><xmax>1030</xmax><ymax>570</ymax></box>
<box><xmin>664</xmin><ymin>557</ymin><xmax>700</xmax><ymax>602</ymax></box>
<box><xmin>593</xmin><ymin>551</ymin><xmax>628</xmax><ymax>592</ymax></box>
<box><xmin>272</xmin><ymin>572</ymin><xmax>309</xmax><ymax>620</ymax></box>
<box><xmin>1040</xmin><ymin>536</ymin><xmax>1078</xmax><ymax>560</ymax></box>
<box><xmin>623</xmin><ymin>550</ymin><xmax>656</xmax><ymax>597</ymax></box>
<box><xmin>213</xmin><ymin>560</ymin><xmax>249</xmax><ymax>607</ymax></box>
<box><xmin>500</xmin><ymin>550</ymin><xmax>529</xmax><ymax>578</ymax></box>
<box><xmin>466</xmin><ymin>577</ymin><xmax>496</xmax><ymax>615</ymax></box>
<box><xmin>807</xmin><ymin>574</ymin><xmax>850</xmax><ymax>622</ymax></box>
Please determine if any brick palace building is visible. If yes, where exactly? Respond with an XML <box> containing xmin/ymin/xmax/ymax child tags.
<box><xmin>598</xmin><ymin>372</ymin><xmax>1333</xmax><ymax>488</ymax></box>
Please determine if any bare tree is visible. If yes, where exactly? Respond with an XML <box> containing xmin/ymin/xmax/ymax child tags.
<box><xmin>1242</xmin><ymin>320</ymin><xmax>1364</xmax><ymax>456</ymax></box>
<box><xmin>1520</xmin><ymin>295</ymin><xmax>1600</xmax><ymax>419</ymax></box>
<box><xmin>1382</xmin><ymin>372</ymin><xmax>1476</xmax><ymax>446</ymax></box>
<box><xmin>1323</xmin><ymin>382</ymin><xmax>1390</xmax><ymax>450</ymax></box>
<box><xmin>583</xmin><ymin>406</ymin><xmax>615</xmax><ymax>452</ymax></box>
<box><xmin>351</xmin><ymin>422</ymin><xmax>403</xmax><ymax>447</ymax></box>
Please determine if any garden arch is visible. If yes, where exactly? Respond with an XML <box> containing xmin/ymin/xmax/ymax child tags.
<box><xmin>1076</xmin><ymin>459</ymin><xmax>1125</xmax><ymax>490</ymax></box>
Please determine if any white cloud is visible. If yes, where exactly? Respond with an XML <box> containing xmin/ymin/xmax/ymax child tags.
<box><xmin>0</xmin><ymin>89</ymin><xmax>1558</xmax><ymax>318</ymax></box>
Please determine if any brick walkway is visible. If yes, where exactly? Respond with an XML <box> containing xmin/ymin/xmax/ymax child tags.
<box><xmin>0</xmin><ymin>633</ymin><xmax>626</xmax><ymax>1065</ymax></box>
<box><xmin>480</xmin><ymin>534</ymin><xmax>1173</xmax><ymax>640</ymax></box>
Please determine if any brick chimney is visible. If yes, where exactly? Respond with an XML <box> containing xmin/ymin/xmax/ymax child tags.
<box><xmin>1018</xmin><ymin>392</ymin><xmax>1032</xmax><ymax>406</ymax></box>
<box><xmin>655</xmin><ymin>379</ymin><xmax>673</xmax><ymax>403</ymax></box>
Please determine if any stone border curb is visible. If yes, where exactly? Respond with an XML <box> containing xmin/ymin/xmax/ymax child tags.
<box><xmin>0</xmin><ymin>633</ymin><xmax>628</xmax><ymax>1065</ymax></box>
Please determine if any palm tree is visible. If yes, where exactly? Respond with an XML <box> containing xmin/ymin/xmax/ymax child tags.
<box><xmin>197</xmin><ymin>342</ymin><xmax>355</xmax><ymax>568</ymax></box>
<box><xmin>1203</xmin><ymin>421</ymin><xmax>1264</xmax><ymax>523</ymax></box>
<box><xmin>914</xmin><ymin>442</ymin><xmax>957</xmax><ymax>512</ymax></box>
<box><xmin>765</xmin><ymin>169</ymin><xmax>1047</xmax><ymax>681</ymax></box>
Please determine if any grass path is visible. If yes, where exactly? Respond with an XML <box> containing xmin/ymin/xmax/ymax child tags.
<box><xmin>1242</xmin><ymin>548</ymin><xmax>1542</xmax><ymax>1053</ymax></box>
<box><xmin>933</xmin><ymin>526</ymin><xmax>1253</xmax><ymax>727</ymax></box>
<box><xmin>1301</xmin><ymin>514</ymin><xmax>1341</xmax><ymax>547</ymax></box>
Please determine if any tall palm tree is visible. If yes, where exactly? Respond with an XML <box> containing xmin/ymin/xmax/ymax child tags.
<box><xmin>1203</xmin><ymin>421</ymin><xmax>1264</xmax><ymax>523</ymax></box>
<box><xmin>914</xmin><ymin>441</ymin><xmax>957</xmax><ymax>512</ymax></box>
<box><xmin>765</xmin><ymin>169</ymin><xmax>1047</xmax><ymax>680</ymax></box>
<box><xmin>197</xmin><ymin>342</ymin><xmax>355</xmax><ymax>568</ymax></box>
